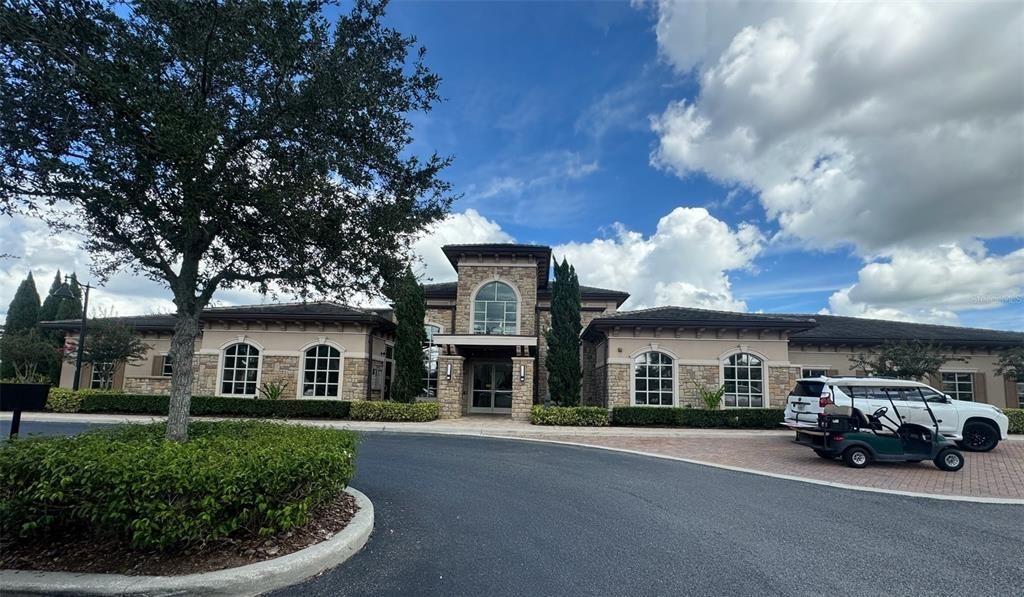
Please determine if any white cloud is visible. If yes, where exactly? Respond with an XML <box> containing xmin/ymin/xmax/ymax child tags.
<box><xmin>823</xmin><ymin>244</ymin><xmax>1024</xmax><ymax>324</ymax></box>
<box><xmin>555</xmin><ymin>207</ymin><xmax>763</xmax><ymax>310</ymax></box>
<box><xmin>650</xmin><ymin>1</ymin><xmax>1024</xmax><ymax>253</ymax></box>
<box><xmin>411</xmin><ymin>209</ymin><xmax>515</xmax><ymax>283</ymax></box>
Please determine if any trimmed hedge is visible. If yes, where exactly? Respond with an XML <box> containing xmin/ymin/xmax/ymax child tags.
<box><xmin>78</xmin><ymin>393</ymin><xmax>352</xmax><ymax>419</ymax></box>
<box><xmin>1007</xmin><ymin>409</ymin><xmax>1023</xmax><ymax>434</ymax></box>
<box><xmin>612</xmin><ymin>407</ymin><xmax>786</xmax><ymax>429</ymax></box>
<box><xmin>349</xmin><ymin>400</ymin><xmax>438</xmax><ymax>422</ymax></box>
<box><xmin>0</xmin><ymin>421</ymin><xmax>357</xmax><ymax>549</ymax></box>
<box><xmin>530</xmin><ymin>405</ymin><xmax>609</xmax><ymax>426</ymax></box>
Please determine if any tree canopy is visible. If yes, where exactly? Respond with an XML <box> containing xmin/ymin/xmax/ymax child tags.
<box><xmin>65</xmin><ymin>315</ymin><xmax>149</xmax><ymax>388</ymax></box>
<box><xmin>385</xmin><ymin>267</ymin><xmax>426</xmax><ymax>403</ymax></box>
<box><xmin>1</xmin><ymin>272</ymin><xmax>41</xmax><ymax>378</ymax></box>
<box><xmin>0</xmin><ymin>0</ymin><xmax>453</xmax><ymax>439</ymax></box>
<box><xmin>545</xmin><ymin>257</ymin><xmax>582</xmax><ymax>406</ymax></box>
<box><xmin>849</xmin><ymin>341</ymin><xmax>964</xmax><ymax>380</ymax></box>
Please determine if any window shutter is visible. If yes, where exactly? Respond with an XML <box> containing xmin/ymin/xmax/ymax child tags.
<box><xmin>151</xmin><ymin>355</ymin><xmax>164</xmax><ymax>376</ymax></box>
<box><xmin>973</xmin><ymin>372</ymin><xmax>986</xmax><ymax>403</ymax></box>
<box><xmin>1004</xmin><ymin>376</ymin><xmax>1019</xmax><ymax>409</ymax></box>
<box><xmin>927</xmin><ymin>372</ymin><xmax>942</xmax><ymax>388</ymax></box>
<box><xmin>79</xmin><ymin>364</ymin><xmax>92</xmax><ymax>389</ymax></box>
<box><xmin>112</xmin><ymin>363</ymin><xmax>125</xmax><ymax>390</ymax></box>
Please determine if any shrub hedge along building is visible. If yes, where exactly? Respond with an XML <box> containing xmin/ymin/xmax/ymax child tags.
<box><xmin>43</xmin><ymin>244</ymin><xmax>1024</xmax><ymax>420</ymax></box>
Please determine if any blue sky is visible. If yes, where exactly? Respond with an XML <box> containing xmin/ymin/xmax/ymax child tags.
<box><xmin>2</xmin><ymin>1</ymin><xmax>1022</xmax><ymax>330</ymax></box>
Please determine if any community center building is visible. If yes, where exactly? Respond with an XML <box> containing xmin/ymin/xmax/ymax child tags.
<box><xmin>44</xmin><ymin>243</ymin><xmax>1024</xmax><ymax>419</ymax></box>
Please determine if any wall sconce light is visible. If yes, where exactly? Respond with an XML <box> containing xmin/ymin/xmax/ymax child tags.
<box><xmin>519</xmin><ymin>364</ymin><xmax>526</xmax><ymax>383</ymax></box>
<box><xmin>445</xmin><ymin>363</ymin><xmax>452</xmax><ymax>381</ymax></box>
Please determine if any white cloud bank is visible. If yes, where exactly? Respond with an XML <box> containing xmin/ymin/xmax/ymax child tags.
<box><xmin>648</xmin><ymin>0</ymin><xmax>1024</xmax><ymax>323</ymax></box>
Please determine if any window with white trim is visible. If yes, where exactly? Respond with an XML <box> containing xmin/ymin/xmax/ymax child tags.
<box><xmin>161</xmin><ymin>354</ymin><xmax>173</xmax><ymax>377</ymax></box>
<box><xmin>633</xmin><ymin>351</ymin><xmax>674</xmax><ymax>406</ymax></box>
<box><xmin>723</xmin><ymin>353</ymin><xmax>764</xmax><ymax>408</ymax></box>
<box><xmin>422</xmin><ymin>324</ymin><xmax>441</xmax><ymax>398</ymax></box>
<box><xmin>472</xmin><ymin>281</ymin><xmax>518</xmax><ymax>335</ymax></box>
<box><xmin>302</xmin><ymin>345</ymin><xmax>341</xmax><ymax>397</ymax></box>
<box><xmin>941</xmin><ymin>372</ymin><xmax>974</xmax><ymax>401</ymax></box>
<box><xmin>221</xmin><ymin>343</ymin><xmax>260</xmax><ymax>395</ymax></box>
<box><xmin>91</xmin><ymin>362</ymin><xmax>114</xmax><ymax>389</ymax></box>
<box><xmin>801</xmin><ymin>367</ymin><xmax>829</xmax><ymax>378</ymax></box>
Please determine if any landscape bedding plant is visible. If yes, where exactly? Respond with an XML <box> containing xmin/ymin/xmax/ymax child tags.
<box><xmin>1006</xmin><ymin>409</ymin><xmax>1023</xmax><ymax>434</ymax></box>
<box><xmin>612</xmin><ymin>407</ymin><xmax>786</xmax><ymax>429</ymax></box>
<box><xmin>530</xmin><ymin>405</ymin><xmax>609</xmax><ymax>426</ymax></box>
<box><xmin>348</xmin><ymin>400</ymin><xmax>439</xmax><ymax>422</ymax></box>
<box><xmin>0</xmin><ymin>421</ymin><xmax>358</xmax><ymax>550</ymax></box>
<box><xmin>74</xmin><ymin>392</ymin><xmax>353</xmax><ymax>419</ymax></box>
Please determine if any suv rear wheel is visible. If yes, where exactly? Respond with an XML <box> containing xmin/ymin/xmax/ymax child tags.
<box><xmin>960</xmin><ymin>421</ymin><xmax>999</xmax><ymax>452</ymax></box>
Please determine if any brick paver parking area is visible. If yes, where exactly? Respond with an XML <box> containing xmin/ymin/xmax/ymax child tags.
<box><xmin>503</xmin><ymin>432</ymin><xmax>1024</xmax><ymax>500</ymax></box>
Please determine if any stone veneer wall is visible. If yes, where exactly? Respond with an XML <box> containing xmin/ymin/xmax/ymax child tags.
<box><xmin>192</xmin><ymin>354</ymin><xmax>219</xmax><ymax>395</ymax></box>
<box><xmin>606</xmin><ymin>363</ymin><xmax>631</xmax><ymax>409</ymax></box>
<box><xmin>341</xmin><ymin>356</ymin><xmax>369</xmax><ymax>402</ymax></box>
<box><xmin>510</xmin><ymin>356</ymin><xmax>535</xmax><ymax>421</ymax></box>
<box><xmin>436</xmin><ymin>355</ymin><xmax>464</xmax><ymax>419</ymax></box>
<box><xmin>454</xmin><ymin>263</ymin><xmax>538</xmax><ymax>336</ymax></box>
<box><xmin>425</xmin><ymin>307</ymin><xmax>455</xmax><ymax>332</ymax></box>
<box><xmin>677</xmin><ymin>364</ymin><xmax>719</xmax><ymax>408</ymax></box>
<box><xmin>587</xmin><ymin>363</ymin><xmax>606</xmax><ymax>407</ymax></box>
<box><xmin>580</xmin><ymin>340</ymin><xmax>598</xmax><ymax>405</ymax></box>
<box><xmin>768</xmin><ymin>366</ymin><xmax>801</xmax><ymax>408</ymax></box>
<box><xmin>262</xmin><ymin>355</ymin><xmax>299</xmax><ymax>397</ymax></box>
<box><xmin>123</xmin><ymin>376</ymin><xmax>173</xmax><ymax>395</ymax></box>
<box><xmin>536</xmin><ymin>309</ymin><xmax>551</xmax><ymax>402</ymax></box>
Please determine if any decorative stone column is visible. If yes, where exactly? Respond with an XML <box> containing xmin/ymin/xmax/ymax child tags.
<box><xmin>437</xmin><ymin>355</ymin><xmax>465</xmax><ymax>419</ymax></box>
<box><xmin>606</xmin><ymin>363</ymin><xmax>631</xmax><ymax>409</ymax></box>
<box><xmin>510</xmin><ymin>356</ymin><xmax>535</xmax><ymax>421</ymax></box>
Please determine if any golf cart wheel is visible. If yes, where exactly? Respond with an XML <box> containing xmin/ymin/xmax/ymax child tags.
<box><xmin>842</xmin><ymin>447</ymin><xmax>871</xmax><ymax>469</ymax></box>
<box><xmin>960</xmin><ymin>421</ymin><xmax>999</xmax><ymax>452</ymax></box>
<box><xmin>935</xmin><ymin>448</ymin><xmax>964</xmax><ymax>472</ymax></box>
<box><xmin>814</xmin><ymin>450</ymin><xmax>834</xmax><ymax>460</ymax></box>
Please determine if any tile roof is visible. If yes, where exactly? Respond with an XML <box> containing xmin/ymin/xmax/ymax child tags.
<box><xmin>587</xmin><ymin>306</ymin><xmax>816</xmax><ymax>329</ymax></box>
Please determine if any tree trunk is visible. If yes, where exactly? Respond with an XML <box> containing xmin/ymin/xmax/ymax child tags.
<box><xmin>165</xmin><ymin>312</ymin><xmax>201</xmax><ymax>442</ymax></box>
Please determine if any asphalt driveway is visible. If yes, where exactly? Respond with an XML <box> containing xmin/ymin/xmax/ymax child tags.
<box><xmin>3</xmin><ymin>421</ymin><xmax>1022</xmax><ymax>596</ymax></box>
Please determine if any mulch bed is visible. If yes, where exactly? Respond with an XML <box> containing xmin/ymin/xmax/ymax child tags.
<box><xmin>0</xmin><ymin>491</ymin><xmax>358</xmax><ymax>576</ymax></box>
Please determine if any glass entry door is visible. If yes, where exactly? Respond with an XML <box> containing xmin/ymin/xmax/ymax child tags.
<box><xmin>471</xmin><ymin>363</ymin><xmax>513</xmax><ymax>414</ymax></box>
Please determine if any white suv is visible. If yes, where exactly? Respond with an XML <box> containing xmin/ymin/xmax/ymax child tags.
<box><xmin>783</xmin><ymin>377</ymin><xmax>1009</xmax><ymax>452</ymax></box>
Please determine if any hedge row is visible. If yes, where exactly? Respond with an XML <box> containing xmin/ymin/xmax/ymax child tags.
<box><xmin>349</xmin><ymin>400</ymin><xmax>438</xmax><ymax>422</ymax></box>
<box><xmin>76</xmin><ymin>392</ymin><xmax>354</xmax><ymax>419</ymax></box>
<box><xmin>1</xmin><ymin>421</ymin><xmax>358</xmax><ymax>549</ymax></box>
<box><xmin>1007</xmin><ymin>409</ymin><xmax>1023</xmax><ymax>434</ymax></box>
<box><xmin>530</xmin><ymin>405</ymin><xmax>609</xmax><ymax>426</ymax></box>
<box><xmin>612</xmin><ymin>407</ymin><xmax>786</xmax><ymax>429</ymax></box>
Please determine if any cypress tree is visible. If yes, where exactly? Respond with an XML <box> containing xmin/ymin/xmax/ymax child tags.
<box><xmin>545</xmin><ymin>258</ymin><xmax>582</xmax><ymax>406</ymax></box>
<box><xmin>2</xmin><ymin>272</ymin><xmax>42</xmax><ymax>378</ymax></box>
<box><xmin>386</xmin><ymin>267</ymin><xmax>427</xmax><ymax>403</ymax></box>
<box><xmin>37</xmin><ymin>270</ymin><xmax>62</xmax><ymax>322</ymax></box>
<box><xmin>37</xmin><ymin>270</ymin><xmax>65</xmax><ymax>384</ymax></box>
<box><xmin>53</xmin><ymin>273</ymin><xmax>83</xmax><ymax>322</ymax></box>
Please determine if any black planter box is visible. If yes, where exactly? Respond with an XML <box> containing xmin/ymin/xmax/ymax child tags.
<box><xmin>0</xmin><ymin>383</ymin><xmax>50</xmax><ymax>412</ymax></box>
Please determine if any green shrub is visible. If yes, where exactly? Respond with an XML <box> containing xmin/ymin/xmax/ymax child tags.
<box><xmin>78</xmin><ymin>393</ymin><xmax>352</xmax><ymax>419</ymax></box>
<box><xmin>349</xmin><ymin>400</ymin><xmax>438</xmax><ymax>422</ymax></box>
<box><xmin>530</xmin><ymin>405</ymin><xmax>609</xmax><ymax>426</ymax></box>
<box><xmin>46</xmin><ymin>387</ymin><xmax>83</xmax><ymax>413</ymax></box>
<box><xmin>0</xmin><ymin>421</ymin><xmax>357</xmax><ymax>549</ymax></box>
<box><xmin>1006</xmin><ymin>409</ymin><xmax>1024</xmax><ymax>434</ymax></box>
<box><xmin>612</xmin><ymin>407</ymin><xmax>785</xmax><ymax>429</ymax></box>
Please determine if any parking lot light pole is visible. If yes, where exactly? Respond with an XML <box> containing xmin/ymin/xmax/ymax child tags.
<box><xmin>51</xmin><ymin>276</ymin><xmax>92</xmax><ymax>391</ymax></box>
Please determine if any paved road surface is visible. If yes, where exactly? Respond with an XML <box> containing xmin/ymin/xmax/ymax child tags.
<box><xmin>3</xmin><ymin>421</ymin><xmax>1021</xmax><ymax>596</ymax></box>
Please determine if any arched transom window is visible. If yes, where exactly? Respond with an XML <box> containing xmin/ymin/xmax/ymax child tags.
<box><xmin>633</xmin><ymin>351</ymin><xmax>674</xmax><ymax>406</ymax></box>
<box><xmin>303</xmin><ymin>345</ymin><xmax>341</xmax><ymax>397</ymax></box>
<box><xmin>473</xmin><ymin>281</ymin><xmax>518</xmax><ymax>335</ymax></box>
<box><xmin>221</xmin><ymin>343</ymin><xmax>260</xmax><ymax>396</ymax></box>
<box><xmin>723</xmin><ymin>353</ymin><xmax>764</xmax><ymax>408</ymax></box>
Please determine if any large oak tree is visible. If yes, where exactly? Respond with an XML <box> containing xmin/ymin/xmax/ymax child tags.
<box><xmin>0</xmin><ymin>0</ymin><xmax>453</xmax><ymax>439</ymax></box>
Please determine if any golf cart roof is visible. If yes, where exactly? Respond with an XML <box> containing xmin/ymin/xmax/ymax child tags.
<box><xmin>798</xmin><ymin>377</ymin><xmax>930</xmax><ymax>387</ymax></box>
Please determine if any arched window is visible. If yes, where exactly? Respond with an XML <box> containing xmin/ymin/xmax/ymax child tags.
<box><xmin>303</xmin><ymin>344</ymin><xmax>341</xmax><ymax>397</ymax></box>
<box><xmin>633</xmin><ymin>351</ymin><xmax>674</xmax><ymax>406</ymax></box>
<box><xmin>422</xmin><ymin>324</ymin><xmax>441</xmax><ymax>398</ymax></box>
<box><xmin>723</xmin><ymin>352</ymin><xmax>764</xmax><ymax>408</ymax></box>
<box><xmin>221</xmin><ymin>343</ymin><xmax>260</xmax><ymax>396</ymax></box>
<box><xmin>473</xmin><ymin>281</ymin><xmax>518</xmax><ymax>335</ymax></box>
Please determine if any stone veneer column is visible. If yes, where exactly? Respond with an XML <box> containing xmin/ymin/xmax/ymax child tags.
<box><xmin>768</xmin><ymin>366</ymin><xmax>802</xmax><ymax>408</ymax></box>
<box><xmin>437</xmin><ymin>355</ymin><xmax>465</xmax><ymax>419</ymax></box>
<box><xmin>606</xmin><ymin>363</ymin><xmax>631</xmax><ymax>409</ymax></box>
<box><xmin>510</xmin><ymin>356</ymin><xmax>535</xmax><ymax>421</ymax></box>
<box><xmin>677</xmin><ymin>364</ymin><xmax>720</xmax><ymax>408</ymax></box>
<box><xmin>341</xmin><ymin>356</ymin><xmax>369</xmax><ymax>402</ymax></box>
<box><xmin>262</xmin><ymin>355</ymin><xmax>299</xmax><ymax>397</ymax></box>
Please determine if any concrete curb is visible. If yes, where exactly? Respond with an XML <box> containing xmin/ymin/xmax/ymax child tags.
<box><xmin>479</xmin><ymin>434</ymin><xmax>1024</xmax><ymax>506</ymax></box>
<box><xmin>0</xmin><ymin>487</ymin><xmax>374</xmax><ymax>597</ymax></box>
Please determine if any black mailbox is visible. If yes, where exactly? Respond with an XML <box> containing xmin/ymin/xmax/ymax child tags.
<box><xmin>1</xmin><ymin>383</ymin><xmax>51</xmax><ymax>438</ymax></box>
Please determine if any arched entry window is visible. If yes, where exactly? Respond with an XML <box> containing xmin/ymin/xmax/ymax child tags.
<box><xmin>221</xmin><ymin>343</ymin><xmax>261</xmax><ymax>396</ymax></box>
<box><xmin>473</xmin><ymin>281</ymin><xmax>518</xmax><ymax>335</ymax></box>
<box><xmin>303</xmin><ymin>344</ymin><xmax>341</xmax><ymax>397</ymax></box>
<box><xmin>633</xmin><ymin>351</ymin><xmax>675</xmax><ymax>406</ymax></box>
<box><xmin>723</xmin><ymin>352</ymin><xmax>764</xmax><ymax>408</ymax></box>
